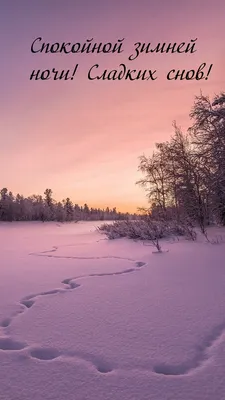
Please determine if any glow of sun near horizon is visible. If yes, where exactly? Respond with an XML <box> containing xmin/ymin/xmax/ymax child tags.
<box><xmin>1</xmin><ymin>0</ymin><xmax>224</xmax><ymax>212</ymax></box>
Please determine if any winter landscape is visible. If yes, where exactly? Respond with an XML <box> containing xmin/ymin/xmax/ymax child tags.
<box><xmin>0</xmin><ymin>220</ymin><xmax>225</xmax><ymax>400</ymax></box>
<box><xmin>1</xmin><ymin>91</ymin><xmax>225</xmax><ymax>399</ymax></box>
<box><xmin>2</xmin><ymin>1</ymin><xmax>225</xmax><ymax>398</ymax></box>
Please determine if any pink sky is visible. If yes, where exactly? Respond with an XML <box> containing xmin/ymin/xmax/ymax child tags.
<box><xmin>1</xmin><ymin>0</ymin><xmax>224</xmax><ymax>212</ymax></box>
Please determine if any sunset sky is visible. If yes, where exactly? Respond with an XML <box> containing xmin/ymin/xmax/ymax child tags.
<box><xmin>1</xmin><ymin>0</ymin><xmax>224</xmax><ymax>212</ymax></box>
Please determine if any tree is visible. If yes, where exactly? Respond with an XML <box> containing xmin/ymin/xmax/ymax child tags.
<box><xmin>189</xmin><ymin>92</ymin><xmax>225</xmax><ymax>225</ymax></box>
<box><xmin>64</xmin><ymin>198</ymin><xmax>74</xmax><ymax>221</ymax></box>
<box><xmin>44</xmin><ymin>189</ymin><xmax>54</xmax><ymax>221</ymax></box>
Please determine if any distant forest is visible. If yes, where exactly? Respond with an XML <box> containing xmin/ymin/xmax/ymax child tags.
<box><xmin>0</xmin><ymin>188</ymin><xmax>137</xmax><ymax>222</ymax></box>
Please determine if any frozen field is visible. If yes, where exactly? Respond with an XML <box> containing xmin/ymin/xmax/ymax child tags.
<box><xmin>0</xmin><ymin>221</ymin><xmax>225</xmax><ymax>400</ymax></box>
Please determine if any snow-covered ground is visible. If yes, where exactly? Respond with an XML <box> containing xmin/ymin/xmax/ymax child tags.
<box><xmin>0</xmin><ymin>221</ymin><xmax>225</xmax><ymax>400</ymax></box>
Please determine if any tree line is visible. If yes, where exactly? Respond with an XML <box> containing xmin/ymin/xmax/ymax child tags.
<box><xmin>0</xmin><ymin>188</ymin><xmax>136</xmax><ymax>222</ymax></box>
<box><xmin>137</xmin><ymin>91</ymin><xmax>225</xmax><ymax>233</ymax></box>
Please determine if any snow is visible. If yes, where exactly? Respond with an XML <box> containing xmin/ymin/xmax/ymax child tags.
<box><xmin>0</xmin><ymin>221</ymin><xmax>225</xmax><ymax>400</ymax></box>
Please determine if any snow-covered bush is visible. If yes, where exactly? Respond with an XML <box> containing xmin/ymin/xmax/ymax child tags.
<box><xmin>167</xmin><ymin>219</ymin><xmax>197</xmax><ymax>241</ymax></box>
<box><xmin>98</xmin><ymin>217</ymin><xmax>197</xmax><ymax>247</ymax></box>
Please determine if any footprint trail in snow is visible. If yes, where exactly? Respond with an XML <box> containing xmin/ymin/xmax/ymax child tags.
<box><xmin>0</xmin><ymin>243</ymin><xmax>147</xmax><ymax>374</ymax></box>
<box><xmin>1</xmin><ymin>243</ymin><xmax>225</xmax><ymax>376</ymax></box>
